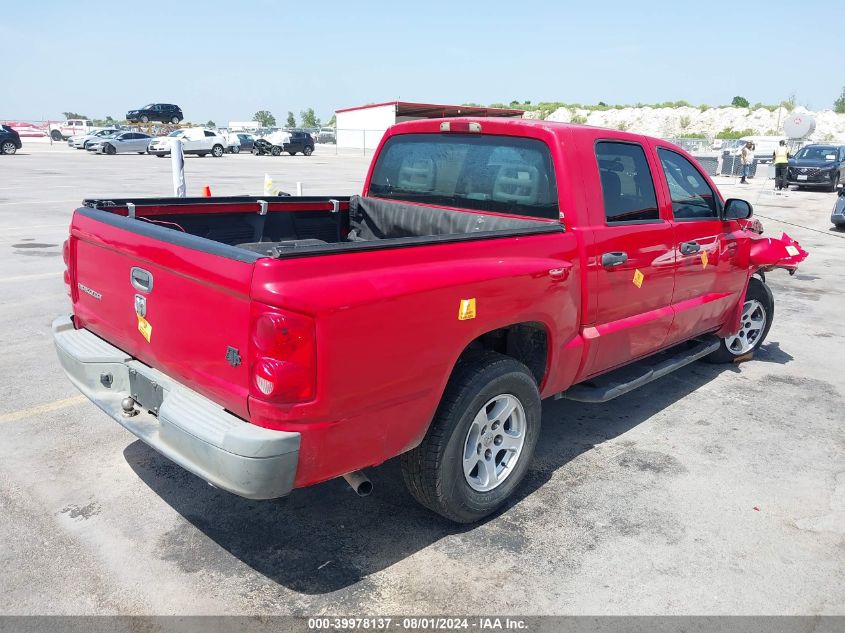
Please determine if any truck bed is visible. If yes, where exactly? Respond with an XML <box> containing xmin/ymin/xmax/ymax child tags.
<box><xmin>80</xmin><ymin>195</ymin><xmax>562</xmax><ymax>260</ymax></box>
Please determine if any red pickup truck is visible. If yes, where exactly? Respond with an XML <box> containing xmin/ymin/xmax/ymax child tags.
<box><xmin>54</xmin><ymin>118</ymin><xmax>808</xmax><ymax>523</ymax></box>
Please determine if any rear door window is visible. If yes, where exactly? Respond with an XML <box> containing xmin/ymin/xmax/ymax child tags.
<box><xmin>369</xmin><ymin>133</ymin><xmax>559</xmax><ymax>219</ymax></box>
<box><xmin>595</xmin><ymin>141</ymin><xmax>659</xmax><ymax>223</ymax></box>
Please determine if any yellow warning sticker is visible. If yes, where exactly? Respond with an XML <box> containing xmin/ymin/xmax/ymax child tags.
<box><xmin>785</xmin><ymin>245</ymin><xmax>799</xmax><ymax>257</ymax></box>
<box><xmin>137</xmin><ymin>315</ymin><xmax>152</xmax><ymax>342</ymax></box>
<box><xmin>458</xmin><ymin>298</ymin><xmax>476</xmax><ymax>320</ymax></box>
<box><xmin>632</xmin><ymin>269</ymin><xmax>644</xmax><ymax>288</ymax></box>
<box><xmin>701</xmin><ymin>250</ymin><xmax>709</xmax><ymax>268</ymax></box>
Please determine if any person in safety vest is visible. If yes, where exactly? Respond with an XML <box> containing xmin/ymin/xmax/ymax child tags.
<box><xmin>772</xmin><ymin>140</ymin><xmax>790</xmax><ymax>191</ymax></box>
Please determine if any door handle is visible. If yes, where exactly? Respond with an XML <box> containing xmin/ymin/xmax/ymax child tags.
<box><xmin>601</xmin><ymin>251</ymin><xmax>628</xmax><ymax>268</ymax></box>
<box><xmin>680</xmin><ymin>241</ymin><xmax>701</xmax><ymax>255</ymax></box>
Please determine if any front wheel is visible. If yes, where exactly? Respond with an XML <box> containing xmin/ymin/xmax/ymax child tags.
<box><xmin>230</xmin><ymin>146</ymin><xmax>240</xmax><ymax>154</ymax></box>
<box><xmin>829</xmin><ymin>174</ymin><xmax>840</xmax><ymax>193</ymax></box>
<box><xmin>50</xmin><ymin>130</ymin><xmax>62</xmax><ymax>141</ymax></box>
<box><xmin>211</xmin><ymin>144</ymin><xmax>224</xmax><ymax>157</ymax></box>
<box><xmin>104</xmin><ymin>144</ymin><xmax>116</xmax><ymax>155</ymax></box>
<box><xmin>140</xmin><ymin>115</ymin><xmax>149</xmax><ymax>123</ymax></box>
<box><xmin>705</xmin><ymin>276</ymin><xmax>774</xmax><ymax>363</ymax></box>
<box><xmin>1</xmin><ymin>141</ymin><xmax>17</xmax><ymax>155</ymax></box>
<box><xmin>270</xmin><ymin>146</ymin><xmax>282</xmax><ymax>156</ymax></box>
<box><xmin>401</xmin><ymin>352</ymin><xmax>541</xmax><ymax>523</ymax></box>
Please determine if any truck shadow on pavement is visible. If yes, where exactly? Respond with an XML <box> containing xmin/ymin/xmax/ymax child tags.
<box><xmin>124</xmin><ymin>342</ymin><xmax>791</xmax><ymax>595</ymax></box>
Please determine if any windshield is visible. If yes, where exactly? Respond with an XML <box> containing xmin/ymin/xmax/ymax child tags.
<box><xmin>794</xmin><ymin>146</ymin><xmax>838</xmax><ymax>161</ymax></box>
<box><xmin>369</xmin><ymin>133</ymin><xmax>559</xmax><ymax>219</ymax></box>
<box><xmin>167</xmin><ymin>130</ymin><xmax>185</xmax><ymax>137</ymax></box>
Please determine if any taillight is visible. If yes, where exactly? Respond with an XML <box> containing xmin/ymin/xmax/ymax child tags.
<box><xmin>62</xmin><ymin>239</ymin><xmax>71</xmax><ymax>296</ymax></box>
<box><xmin>250</xmin><ymin>308</ymin><xmax>316</xmax><ymax>403</ymax></box>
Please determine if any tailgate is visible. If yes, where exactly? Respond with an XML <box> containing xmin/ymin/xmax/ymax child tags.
<box><xmin>69</xmin><ymin>209</ymin><xmax>258</xmax><ymax>419</ymax></box>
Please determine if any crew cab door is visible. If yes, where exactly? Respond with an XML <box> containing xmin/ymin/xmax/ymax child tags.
<box><xmin>650</xmin><ymin>143</ymin><xmax>746</xmax><ymax>344</ymax></box>
<box><xmin>578</xmin><ymin>135</ymin><xmax>676</xmax><ymax>376</ymax></box>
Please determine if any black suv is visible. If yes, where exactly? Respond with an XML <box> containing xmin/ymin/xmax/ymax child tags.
<box><xmin>0</xmin><ymin>125</ymin><xmax>22</xmax><ymax>155</ymax></box>
<box><xmin>253</xmin><ymin>131</ymin><xmax>315</xmax><ymax>156</ymax></box>
<box><xmin>788</xmin><ymin>144</ymin><xmax>845</xmax><ymax>192</ymax></box>
<box><xmin>126</xmin><ymin>104</ymin><xmax>183</xmax><ymax>124</ymax></box>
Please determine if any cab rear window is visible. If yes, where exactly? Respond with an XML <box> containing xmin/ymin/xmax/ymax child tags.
<box><xmin>368</xmin><ymin>134</ymin><xmax>559</xmax><ymax>219</ymax></box>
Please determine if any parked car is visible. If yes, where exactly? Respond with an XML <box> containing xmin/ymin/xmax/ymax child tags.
<box><xmin>68</xmin><ymin>128</ymin><xmax>121</xmax><ymax>150</ymax></box>
<box><xmin>126</xmin><ymin>104</ymin><xmax>183</xmax><ymax>125</ymax></box>
<box><xmin>234</xmin><ymin>133</ymin><xmax>255</xmax><ymax>153</ymax></box>
<box><xmin>87</xmin><ymin>131</ymin><xmax>152</xmax><ymax>154</ymax></box>
<box><xmin>49</xmin><ymin>119</ymin><xmax>97</xmax><ymax>141</ymax></box>
<box><xmin>317</xmin><ymin>128</ymin><xmax>336</xmax><ymax>144</ymax></box>
<box><xmin>832</xmin><ymin>188</ymin><xmax>845</xmax><ymax>227</ymax></box>
<box><xmin>147</xmin><ymin>128</ymin><xmax>226</xmax><ymax>157</ymax></box>
<box><xmin>787</xmin><ymin>144</ymin><xmax>845</xmax><ymax>192</ymax></box>
<box><xmin>53</xmin><ymin>118</ymin><xmax>808</xmax><ymax>523</ymax></box>
<box><xmin>253</xmin><ymin>131</ymin><xmax>315</xmax><ymax>156</ymax></box>
<box><xmin>0</xmin><ymin>125</ymin><xmax>22</xmax><ymax>155</ymax></box>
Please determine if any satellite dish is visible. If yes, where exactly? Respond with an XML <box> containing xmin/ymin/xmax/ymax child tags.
<box><xmin>783</xmin><ymin>114</ymin><xmax>816</xmax><ymax>139</ymax></box>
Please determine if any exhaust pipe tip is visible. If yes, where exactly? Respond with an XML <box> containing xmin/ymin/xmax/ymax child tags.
<box><xmin>342</xmin><ymin>471</ymin><xmax>372</xmax><ymax>497</ymax></box>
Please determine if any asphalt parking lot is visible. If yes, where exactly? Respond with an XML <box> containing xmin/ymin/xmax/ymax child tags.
<box><xmin>0</xmin><ymin>143</ymin><xmax>843</xmax><ymax>616</ymax></box>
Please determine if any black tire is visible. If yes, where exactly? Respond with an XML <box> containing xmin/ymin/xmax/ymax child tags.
<box><xmin>829</xmin><ymin>174</ymin><xmax>840</xmax><ymax>193</ymax></box>
<box><xmin>303</xmin><ymin>146</ymin><xmax>313</xmax><ymax>156</ymax></box>
<box><xmin>288</xmin><ymin>151</ymin><xmax>297</xmax><ymax>156</ymax></box>
<box><xmin>104</xmin><ymin>144</ymin><xmax>116</xmax><ymax>155</ymax></box>
<box><xmin>271</xmin><ymin>146</ymin><xmax>282</xmax><ymax>156</ymax></box>
<box><xmin>171</xmin><ymin>116</ymin><xmax>179</xmax><ymax>124</ymax></box>
<box><xmin>211</xmin><ymin>144</ymin><xmax>224</xmax><ymax>157</ymax></box>
<box><xmin>401</xmin><ymin>352</ymin><xmax>541</xmax><ymax>523</ymax></box>
<box><xmin>1</xmin><ymin>141</ymin><xmax>17</xmax><ymax>155</ymax></box>
<box><xmin>704</xmin><ymin>276</ymin><xmax>774</xmax><ymax>363</ymax></box>
<box><xmin>230</xmin><ymin>146</ymin><xmax>240</xmax><ymax>154</ymax></box>
<box><xmin>140</xmin><ymin>115</ymin><xmax>149</xmax><ymax>123</ymax></box>
<box><xmin>156</xmin><ymin>154</ymin><xmax>166</xmax><ymax>158</ymax></box>
<box><xmin>50</xmin><ymin>130</ymin><xmax>62</xmax><ymax>141</ymax></box>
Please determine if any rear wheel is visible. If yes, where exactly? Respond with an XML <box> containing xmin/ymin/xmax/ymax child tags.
<box><xmin>1</xmin><ymin>141</ymin><xmax>17</xmax><ymax>155</ymax></box>
<box><xmin>303</xmin><ymin>146</ymin><xmax>313</xmax><ymax>156</ymax></box>
<box><xmin>211</xmin><ymin>144</ymin><xmax>224</xmax><ymax>157</ymax></box>
<box><xmin>171</xmin><ymin>116</ymin><xmax>180</xmax><ymax>124</ymax></box>
<box><xmin>271</xmin><ymin>146</ymin><xmax>282</xmax><ymax>156</ymax></box>
<box><xmin>401</xmin><ymin>352</ymin><xmax>541</xmax><ymax>523</ymax></box>
<box><xmin>705</xmin><ymin>276</ymin><xmax>774</xmax><ymax>363</ymax></box>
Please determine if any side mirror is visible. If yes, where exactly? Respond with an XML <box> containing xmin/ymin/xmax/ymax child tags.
<box><xmin>723</xmin><ymin>198</ymin><xmax>753</xmax><ymax>220</ymax></box>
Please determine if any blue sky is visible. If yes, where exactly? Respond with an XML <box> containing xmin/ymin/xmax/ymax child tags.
<box><xmin>0</xmin><ymin>0</ymin><xmax>835</xmax><ymax>124</ymax></box>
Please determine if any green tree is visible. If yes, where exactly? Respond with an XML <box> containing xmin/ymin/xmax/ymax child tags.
<box><xmin>731</xmin><ymin>96</ymin><xmax>749</xmax><ymax>108</ymax></box>
<box><xmin>205</xmin><ymin>120</ymin><xmax>216</xmax><ymax>128</ymax></box>
<box><xmin>834</xmin><ymin>87</ymin><xmax>845</xmax><ymax>114</ymax></box>
<box><xmin>286</xmin><ymin>111</ymin><xmax>296</xmax><ymax>128</ymax></box>
<box><xmin>300</xmin><ymin>108</ymin><xmax>319</xmax><ymax>128</ymax></box>
<box><xmin>325</xmin><ymin>114</ymin><xmax>336</xmax><ymax>127</ymax></box>
<box><xmin>253</xmin><ymin>110</ymin><xmax>276</xmax><ymax>127</ymax></box>
<box><xmin>62</xmin><ymin>111</ymin><xmax>88</xmax><ymax>120</ymax></box>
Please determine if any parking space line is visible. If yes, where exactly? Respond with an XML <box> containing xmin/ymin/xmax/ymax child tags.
<box><xmin>0</xmin><ymin>272</ymin><xmax>62</xmax><ymax>283</ymax></box>
<box><xmin>0</xmin><ymin>395</ymin><xmax>87</xmax><ymax>424</ymax></box>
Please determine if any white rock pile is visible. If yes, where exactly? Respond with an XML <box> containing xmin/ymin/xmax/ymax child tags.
<box><xmin>526</xmin><ymin>106</ymin><xmax>845</xmax><ymax>141</ymax></box>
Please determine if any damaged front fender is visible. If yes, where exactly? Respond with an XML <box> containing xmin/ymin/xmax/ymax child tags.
<box><xmin>748</xmin><ymin>232</ymin><xmax>808</xmax><ymax>274</ymax></box>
